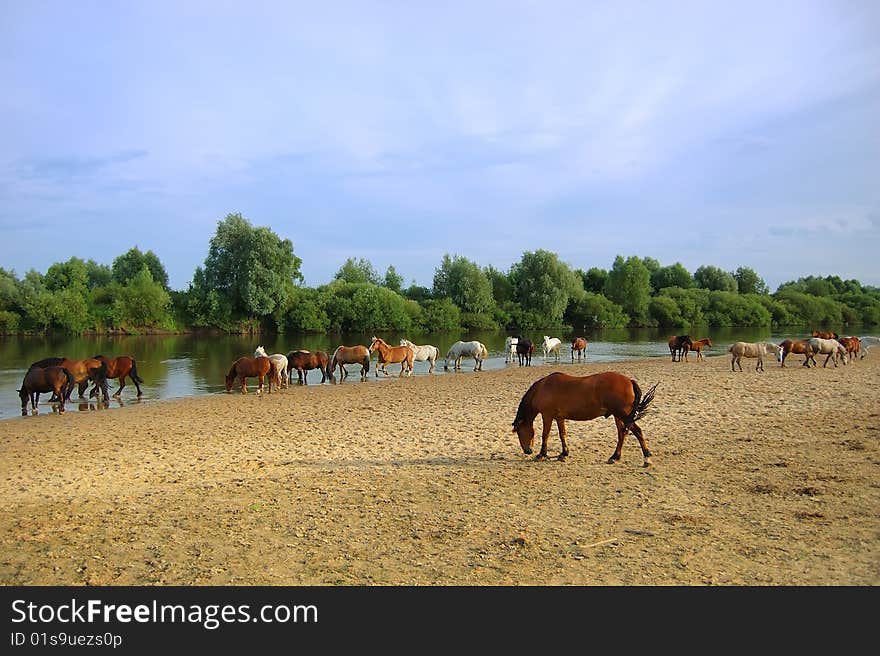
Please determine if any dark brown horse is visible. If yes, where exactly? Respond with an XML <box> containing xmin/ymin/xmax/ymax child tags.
<box><xmin>30</xmin><ymin>357</ymin><xmax>109</xmax><ymax>402</ymax></box>
<box><xmin>571</xmin><ymin>337</ymin><xmax>587</xmax><ymax>362</ymax></box>
<box><xmin>329</xmin><ymin>345</ymin><xmax>371</xmax><ymax>382</ymax></box>
<box><xmin>812</xmin><ymin>330</ymin><xmax>838</xmax><ymax>340</ymax></box>
<box><xmin>667</xmin><ymin>335</ymin><xmax>693</xmax><ymax>362</ymax></box>
<box><xmin>86</xmin><ymin>354</ymin><xmax>144</xmax><ymax>398</ymax></box>
<box><xmin>778</xmin><ymin>339</ymin><xmax>813</xmax><ymax>367</ymax></box>
<box><xmin>684</xmin><ymin>337</ymin><xmax>712</xmax><ymax>362</ymax></box>
<box><xmin>368</xmin><ymin>336</ymin><xmax>413</xmax><ymax>377</ymax></box>
<box><xmin>224</xmin><ymin>356</ymin><xmax>277</xmax><ymax>394</ymax></box>
<box><xmin>286</xmin><ymin>350</ymin><xmax>330</xmax><ymax>385</ymax></box>
<box><xmin>516</xmin><ymin>337</ymin><xmax>534</xmax><ymax>366</ymax></box>
<box><xmin>512</xmin><ymin>371</ymin><xmax>658</xmax><ymax>465</ymax></box>
<box><xmin>18</xmin><ymin>366</ymin><xmax>74</xmax><ymax>415</ymax></box>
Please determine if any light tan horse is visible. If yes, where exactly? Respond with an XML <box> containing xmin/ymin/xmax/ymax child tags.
<box><xmin>369</xmin><ymin>337</ymin><xmax>413</xmax><ymax>377</ymax></box>
<box><xmin>806</xmin><ymin>337</ymin><xmax>847</xmax><ymax>368</ymax></box>
<box><xmin>328</xmin><ymin>345</ymin><xmax>370</xmax><ymax>382</ymax></box>
<box><xmin>729</xmin><ymin>341</ymin><xmax>782</xmax><ymax>372</ymax></box>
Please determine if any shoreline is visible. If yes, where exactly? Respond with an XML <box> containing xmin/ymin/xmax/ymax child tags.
<box><xmin>1</xmin><ymin>352</ymin><xmax>878</xmax><ymax>585</ymax></box>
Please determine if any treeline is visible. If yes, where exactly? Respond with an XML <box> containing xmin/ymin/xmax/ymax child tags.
<box><xmin>2</xmin><ymin>212</ymin><xmax>879</xmax><ymax>335</ymax></box>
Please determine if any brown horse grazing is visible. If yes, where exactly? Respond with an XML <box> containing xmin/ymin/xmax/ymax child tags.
<box><xmin>683</xmin><ymin>337</ymin><xmax>712</xmax><ymax>362</ymax></box>
<box><xmin>18</xmin><ymin>366</ymin><xmax>75</xmax><ymax>415</ymax></box>
<box><xmin>368</xmin><ymin>337</ymin><xmax>413</xmax><ymax>377</ymax></box>
<box><xmin>778</xmin><ymin>339</ymin><xmax>813</xmax><ymax>367</ymax></box>
<box><xmin>286</xmin><ymin>350</ymin><xmax>330</xmax><ymax>385</ymax></box>
<box><xmin>85</xmin><ymin>354</ymin><xmax>144</xmax><ymax>398</ymax></box>
<box><xmin>513</xmin><ymin>371</ymin><xmax>658</xmax><ymax>465</ymax></box>
<box><xmin>667</xmin><ymin>335</ymin><xmax>693</xmax><ymax>362</ymax></box>
<box><xmin>838</xmin><ymin>336</ymin><xmax>861</xmax><ymax>362</ymax></box>
<box><xmin>329</xmin><ymin>345</ymin><xmax>371</xmax><ymax>382</ymax></box>
<box><xmin>812</xmin><ymin>330</ymin><xmax>839</xmax><ymax>340</ymax></box>
<box><xmin>571</xmin><ymin>337</ymin><xmax>588</xmax><ymax>362</ymax></box>
<box><xmin>224</xmin><ymin>356</ymin><xmax>277</xmax><ymax>394</ymax></box>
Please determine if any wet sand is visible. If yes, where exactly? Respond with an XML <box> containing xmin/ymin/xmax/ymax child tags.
<box><xmin>1</xmin><ymin>349</ymin><xmax>878</xmax><ymax>585</ymax></box>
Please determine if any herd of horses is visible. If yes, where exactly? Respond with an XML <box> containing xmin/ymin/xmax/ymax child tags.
<box><xmin>16</xmin><ymin>354</ymin><xmax>143</xmax><ymax>416</ymax></box>
<box><xmin>666</xmin><ymin>330</ymin><xmax>866</xmax><ymax>372</ymax></box>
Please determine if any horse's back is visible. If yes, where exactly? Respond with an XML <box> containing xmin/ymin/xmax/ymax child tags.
<box><xmin>535</xmin><ymin>371</ymin><xmax>635</xmax><ymax>417</ymax></box>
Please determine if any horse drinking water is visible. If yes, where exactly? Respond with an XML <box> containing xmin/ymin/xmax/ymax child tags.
<box><xmin>571</xmin><ymin>337</ymin><xmax>588</xmax><ymax>362</ymax></box>
<box><xmin>512</xmin><ymin>371</ymin><xmax>658</xmax><ymax>465</ymax></box>
<box><xmin>18</xmin><ymin>366</ymin><xmax>74</xmax><ymax>415</ymax></box>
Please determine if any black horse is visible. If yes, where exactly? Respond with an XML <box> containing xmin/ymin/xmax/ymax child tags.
<box><xmin>516</xmin><ymin>337</ymin><xmax>534</xmax><ymax>366</ymax></box>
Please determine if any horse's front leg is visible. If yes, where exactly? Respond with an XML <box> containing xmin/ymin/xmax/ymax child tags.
<box><xmin>555</xmin><ymin>418</ymin><xmax>569</xmax><ymax>460</ymax></box>
<box><xmin>240</xmin><ymin>377</ymin><xmax>247</xmax><ymax>394</ymax></box>
<box><xmin>536</xmin><ymin>414</ymin><xmax>553</xmax><ymax>460</ymax></box>
<box><xmin>608</xmin><ymin>417</ymin><xmax>627</xmax><ymax>464</ymax></box>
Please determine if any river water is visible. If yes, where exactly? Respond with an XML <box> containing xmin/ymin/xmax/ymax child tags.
<box><xmin>0</xmin><ymin>327</ymin><xmax>836</xmax><ymax>420</ymax></box>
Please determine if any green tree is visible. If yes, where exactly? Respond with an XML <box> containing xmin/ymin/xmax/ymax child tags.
<box><xmin>565</xmin><ymin>291</ymin><xmax>629</xmax><ymax>329</ymax></box>
<box><xmin>432</xmin><ymin>254</ymin><xmax>496</xmax><ymax>316</ymax></box>
<box><xmin>335</xmin><ymin>257</ymin><xmax>380</xmax><ymax>285</ymax></box>
<box><xmin>485</xmin><ymin>265</ymin><xmax>514</xmax><ymax>305</ymax></box>
<box><xmin>112</xmin><ymin>247</ymin><xmax>170</xmax><ymax>289</ymax></box>
<box><xmin>694</xmin><ymin>265</ymin><xmax>737</xmax><ymax>292</ymax></box>
<box><xmin>382</xmin><ymin>265</ymin><xmax>404</xmax><ymax>294</ymax></box>
<box><xmin>112</xmin><ymin>268</ymin><xmax>172</xmax><ymax>328</ymax></box>
<box><xmin>44</xmin><ymin>257</ymin><xmax>89</xmax><ymax>293</ymax></box>
<box><xmin>509</xmin><ymin>249</ymin><xmax>582</xmax><ymax>326</ymax></box>
<box><xmin>85</xmin><ymin>260</ymin><xmax>113</xmax><ymax>288</ymax></box>
<box><xmin>579</xmin><ymin>267</ymin><xmax>608</xmax><ymax>294</ymax></box>
<box><xmin>651</xmin><ymin>263</ymin><xmax>693</xmax><ymax>291</ymax></box>
<box><xmin>190</xmin><ymin>213</ymin><xmax>303</xmax><ymax>328</ymax></box>
<box><xmin>733</xmin><ymin>266</ymin><xmax>769</xmax><ymax>295</ymax></box>
<box><xmin>604</xmin><ymin>255</ymin><xmax>652</xmax><ymax>325</ymax></box>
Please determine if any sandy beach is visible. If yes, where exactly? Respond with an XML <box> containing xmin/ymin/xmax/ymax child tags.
<box><xmin>1</xmin><ymin>349</ymin><xmax>878</xmax><ymax>586</ymax></box>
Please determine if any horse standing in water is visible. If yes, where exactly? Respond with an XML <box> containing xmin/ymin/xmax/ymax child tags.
<box><xmin>369</xmin><ymin>337</ymin><xmax>414</xmax><ymax>377</ymax></box>
<box><xmin>33</xmin><ymin>357</ymin><xmax>109</xmax><ymax>402</ymax></box>
<box><xmin>88</xmin><ymin>354</ymin><xmax>144</xmax><ymax>398</ymax></box>
<box><xmin>505</xmin><ymin>336</ymin><xmax>519</xmax><ymax>363</ymax></box>
<box><xmin>224</xmin><ymin>356</ymin><xmax>277</xmax><ymax>394</ymax></box>
<box><xmin>444</xmin><ymin>341</ymin><xmax>488</xmax><ymax>371</ymax></box>
<box><xmin>729</xmin><ymin>341</ymin><xmax>783</xmax><ymax>372</ymax></box>
<box><xmin>516</xmin><ymin>338</ymin><xmax>534</xmax><ymax>366</ymax></box>
<box><xmin>286</xmin><ymin>350</ymin><xmax>330</xmax><ymax>385</ymax></box>
<box><xmin>512</xmin><ymin>371</ymin><xmax>658</xmax><ymax>465</ymax></box>
<box><xmin>400</xmin><ymin>339</ymin><xmax>440</xmax><ymax>374</ymax></box>
<box><xmin>541</xmin><ymin>336</ymin><xmax>562</xmax><ymax>361</ymax></box>
<box><xmin>329</xmin><ymin>345</ymin><xmax>370</xmax><ymax>382</ymax></box>
<box><xmin>571</xmin><ymin>337</ymin><xmax>588</xmax><ymax>362</ymax></box>
<box><xmin>254</xmin><ymin>346</ymin><xmax>289</xmax><ymax>389</ymax></box>
<box><xmin>667</xmin><ymin>335</ymin><xmax>693</xmax><ymax>362</ymax></box>
<box><xmin>18</xmin><ymin>366</ymin><xmax>74</xmax><ymax>415</ymax></box>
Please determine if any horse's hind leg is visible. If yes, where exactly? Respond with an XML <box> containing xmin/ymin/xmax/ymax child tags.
<box><xmin>555</xmin><ymin>418</ymin><xmax>569</xmax><ymax>461</ymax></box>
<box><xmin>629</xmin><ymin>422</ymin><xmax>652</xmax><ymax>467</ymax></box>
<box><xmin>114</xmin><ymin>376</ymin><xmax>124</xmax><ymax>397</ymax></box>
<box><xmin>608</xmin><ymin>417</ymin><xmax>627</xmax><ymax>464</ymax></box>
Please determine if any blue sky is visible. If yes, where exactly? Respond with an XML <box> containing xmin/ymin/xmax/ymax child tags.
<box><xmin>2</xmin><ymin>1</ymin><xmax>879</xmax><ymax>291</ymax></box>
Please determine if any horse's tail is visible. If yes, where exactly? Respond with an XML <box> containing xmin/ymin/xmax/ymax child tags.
<box><xmin>130</xmin><ymin>358</ymin><xmax>144</xmax><ymax>383</ymax></box>
<box><xmin>625</xmin><ymin>379</ymin><xmax>658</xmax><ymax>428</ymax></box>
<box><xmin>512</xmin><ymin>377</ymin><xmax>543</xmax><ymax>431</ymax></box>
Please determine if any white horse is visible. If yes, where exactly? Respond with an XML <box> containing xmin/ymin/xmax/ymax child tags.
<box><xmin>505</xmin><ymin>336</ymin><xmax>518</xmax><ymax>363</ymax></box>
<box><xmin>805</xmin><ymin>337</ymin><xmax>847</xmax><ymax>368</ymax></box>
<box><xmin>859</xmin><ymin>335</ymin><xmax>879</xmax><ymax>359</ymax></box>
<box><xmin>254</xmin><ymin>346</ymin><xmax>289</xmax><ymax>389</ymax></box>
<box><xmin>444</xmin><ymin>340</ymin><xmax>488</xmax><ymax>372</ymax></box>
<box><xmin>400</xmin><ymin>339</ymin><xmax>440</xmax><ymax>374</ymax></box>
<box><xmin>728</xmin><ymin>341</ymin><xmax>783</xmax><ymax>372</ymax></box>
<box><xmin>541</xmin><ymin>336</ymin><xmax>562</xmax><ymax>361</ymax></box>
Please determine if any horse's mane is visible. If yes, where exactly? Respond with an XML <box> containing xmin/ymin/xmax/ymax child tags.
<box><xmin>226</xmin><ymin>360</ymin><xmax>239</xmax><ymax>378</ymax></box>
<box><xmin>512</xmin><ymin>378</ymin><xmax>542</xmax><ymax>429</ymax></box>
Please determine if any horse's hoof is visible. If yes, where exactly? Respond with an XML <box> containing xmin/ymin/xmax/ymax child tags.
<box><xmin>606</xmin><ymin>457</ymin><xmax>618</xmax><ymax>464</ymax></box>
<box><xmin>643</xmin><ymin>458</ymin><xmax>652</xmax><ymax>468</ymax></box>
<box><xmin>535</xmin><ymin>454</ymin><xmax>547</xmax><ymax>461</ymax></box>
<box><xmin>556</xmin><ymin>453</ymin><xmax>567</xmax><ymax>462</ymax></box>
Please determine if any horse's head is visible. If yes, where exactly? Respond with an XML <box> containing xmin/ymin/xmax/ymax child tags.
<box><xmin>705</xmin><ymin>338</ymin><xmax>713</xmax><ymax>347</ymax></box>
<box><xmin>254</xmin><ymin>346</ymin><xmax>267</xmax><ymax>358</ymax></box>
<box><xmin>512</xmin><ymin>419</ymin><xmax>535</xmax><ymax>455</ymax></box>
<box><xmin>224</xmin><ymin>374</ymin><xmax>234</xmax><ymax>393</ymax></box>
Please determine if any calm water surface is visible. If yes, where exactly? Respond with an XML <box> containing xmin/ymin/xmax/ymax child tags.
<box><xmin>0</xmin><ymin>327</ymin><xmax>822</xmax><ymax>421</ymax></box>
